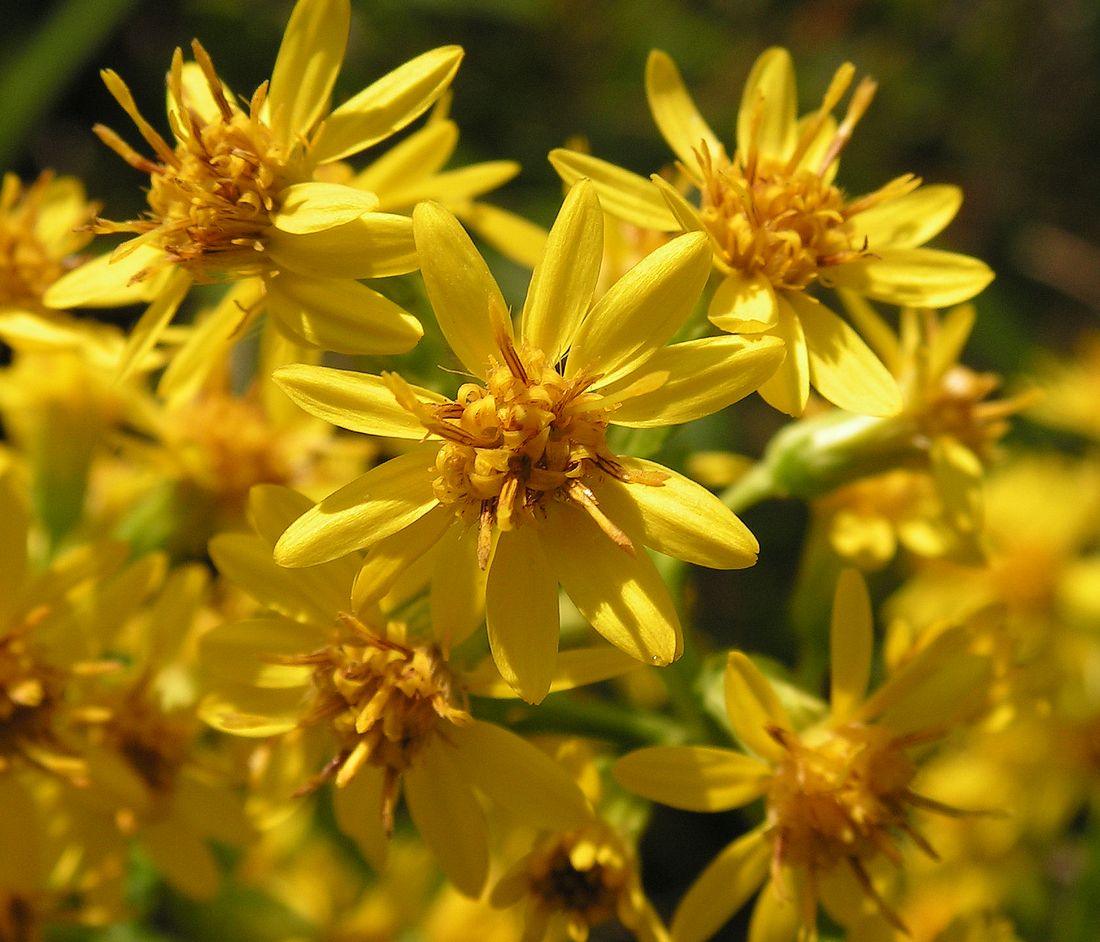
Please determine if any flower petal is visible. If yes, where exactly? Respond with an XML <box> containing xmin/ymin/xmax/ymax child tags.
<box><xmin>737</xmin><ymin>47</ymin><xmax>798</xmax><ymax>161</ymax></box>
<box><xmin>272</xmin><ymin>182</ymin><xmax>380</xmax><ymax>234</ymax></box>
<box><xmin>273</xmin><ymin>364</ymin><xmax>440</xmax><ymax>436</ymax></box>
<box><xmin>747</xmin><ymin>872</ymin><xmax>802</xmax><ymax>942</ymax></box>
<box><xmin>355</xmin><ymin>119</ymin><xmax>458</xmax><ymax>197</ymax></box>
<box><xmin>614</xmin><ymin>746</ymin><xmax>770</xmax><ymax>811</ymax></box>
<box><xmin>274</xmin><ymin>447</ymin><xmax>439</xmax><ymax>566</ymax></box>
<box><xmin>404</xmin><ymin>745</ymin><xmax>488</xmax><ymax>898</ymax></box>
<box><xmin>598</xmin><ymin>464</ymin><xmax>758</xmax><ymax>570</ymax></box>
<box><xmin>792</xmin><ymin>294</ymin><xmax>902</xmax><ymax>417</ymax></box>
<box><xmin>541</xmin><ymin>502</ymin><xmax>681</xmax><ymax>666</ymax></box>
<box><xmin>708</xmin><ymin>272</ymin><xmax>779</xmax><ymax>333</ymax></box>
<box><xmin>310</xmin><ymin>46</ymin><xmax>464</xmax><ymax>164</ymax></box>
<box><xmin>267</xmin><ymin>0</ymin><xmax>349</xmax><ymax>147</ymax></box>
<box><xmin>332</xmin><ymin>765</ymin><xmax>388</xmax><ymax>869</ymax></box>
<box><xmin>352</xmin><ymin>507</ymin><xmax>451</xmax><ymax>608</ymax></box>
<box><xmin>453</xmin><ymin>201</ymin><xmax>549</xmax><ymax>270</ymax></box>
<box><xmin>446</xmin><ymin>720</ymin><xmax>590</xmax><ymax>829</ymax></box>
<box><xmin>430</xmin><ymin>517</ymin><xmax>490</xmax><ymax>652</ymax></box>
<box><xmin>199</xmin><ymin>616</ymin><xmax>319</xmax><ymax>689</ymax></box>
<box><xmin>566</xmin><ymin>231</ymin><xmax>711</xmax><ymax>384</ymax></box>
<box><xmin>266</xmin><ymin>272</ymin><xmax>422</xmax><ymax>355</ymax></box>
<box><xmin>672</xmin><ymin>828</ymin><xmax>771</xmax><ymax>942</ymax></box>
<box><xmin>829</xmin><ymin>569</ymin><xmax>873</xmax><ymax>722</ymax></box>
<box><xmin>646</xmin><ymin>50</ymin><xmax>725</xmax><ymax>179</ymax></box>
<box><xmin>603</xmin><ymin>334</ymin><xmax>785</xmax><ymax>428</ymax></box>
<box><xmin>266</xmin><ymin>213</ymin><xmax>417</xmax><ymax>280</ymax></box>
<box><xmin>198</xmin><ymin>682</ymin><xmax>306</xmax><ymax>737</ymax></box>
<box><xmin>756</xmin><ymin>300</ymin><xmax>809</xmax><ymax>416</ymax></box>
<box><xmin>854</xmin><ymin>184</ymin><xmax>962</xmax><ymax>250</ymax></box>
<box><xmin>142</xmin><ymin>820</ymin><xmax>220</xmax><ymax>900</ymax></box>
<box><xmin>377</xmin><ymin>161</ymin><xmax>520</xmax><ymax>214</ymax></box>
<box><xmin>43</xmin><ymin>243</ymin><xmax>174</xmax><ymax>309</ymax></box>
<box><xmin>930</xmin><ymin>435</ymin><xmax>984</xmax><ymax>535</ymax></box>
<box><xmin>520</xmin><ymin>180</ymin><xmax>603</xmax><ymax>363</ymax></box>
<box><xmin>486</xmin><ymin>526</ymin><xmax>560</xmax><ymax>703</ymax></box>
<box><xmin>464</xmin><ymin>644</ymin><xmax>644</xmax><ymax>698</ymax></box>
<box><xmin>117</xmin><ymin>268</ymin><xmax>192</xmax><ymax>380</ymax></box>
<box><xmin>413</xmin><ymin>200</ymin><xmax>507</xmax><ymax>379</ymax></box>
<box><xmin>548</xmin><ymin>148</ymin><xmax>679</xmax><ymax>231</ymax></box>
<box><xmin>724</xmin><ymin>652</ymin><xmax>791</xmax><ymax>764</ymax></box>
<box><xmin>823</xmin><ymin>248</ymin><xmax>994</xmax><ymax>308</ymax></box>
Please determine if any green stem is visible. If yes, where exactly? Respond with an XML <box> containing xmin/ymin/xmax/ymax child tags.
<box><xmin>0</xmin><ymin>0</ymin><xmax>141</xmax><ymax>167</ymax></box>
<box><xmin>472</xmin><ymin>692</ymin><xmax>687</xmax><ymax>747</ymax></box>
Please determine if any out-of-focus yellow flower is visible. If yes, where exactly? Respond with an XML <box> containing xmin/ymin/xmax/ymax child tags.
<box><xmin>44</xmin><ymin>0</ymin><xmax>466</xmax><ymax>371</ymax></box>
<box><xmin>200</xmin><ymin>485</ymin><xmax>590</xmax><ymax>898</ymax></box>
<box><xmin>1028</xmin><ymin>330</ymin><xmax>1100</xmax><ymax>442</ymax></box>
<box><xmin>272</xmin><ymin>184</ymin><xmax>784</xmax><ymax>702</ymax></box>
<box><xmin>614</xmin><ymin>570</ymin><xmax>993</xmax><ymax>941</ymax></box>
<box><xmin>552</xmin><ymin>48</ymin><xmax>993</xmax><ymax>417</ymax></box>
<box><xmin>0</xmin><ymin>172</ymin><xmax>99</xmax><ymax>316</ymax></box>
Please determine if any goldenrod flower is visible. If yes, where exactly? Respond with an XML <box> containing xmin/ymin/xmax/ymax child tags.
<box><xmin>45</xmin><ymin>0</ymin><xmax>464</xmax><ymax>371</ymax></box>
<box><xmin>200</xmin><ymin>485</ymin><xmax>590</xmax><ymax>897</ymax></box>
<box><xmin>272</xmin><ymin>182</ymin><xmax>784</xmax><ymax>701</ymax></box>
<box><xmin>614</xmin><ymin>570</ymin><xmax>993</xmax><ymax>941</ymax></box>
<box><xmin>551</xmin><ymin>49</ymin><xmax>994</xmax><ymax>417</ymax></box>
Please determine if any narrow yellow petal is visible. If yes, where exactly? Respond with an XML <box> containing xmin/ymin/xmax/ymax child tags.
<box><xmin>272</xmin><ymin>182</ymin><xmax>380</xmax><ymax>234</ymax></box>
<box><xmin>614</xmin><ymin>746</ymin><xmax>770</xmax><ymax>811</ymax></box>
<box><xmin>199</xmin><ymin>616</ymin><xmax>319</xmax><ymax>689</ymax></box>
<box><xmin>747</xmin><ymin>873</ymin><xmax>802</xmax><ymax>942</ymax></box>
<box><xmin>486</xmin><ymin>527</ymin><xmax>560</xmax><ymax>704</ymax></box>
<box><xmin>854</xmin><ymin>184</ymin><xmax>962</xmax><ymax>250</ymax></box>
<box><xmin>117</xmin><ymin>268</ymin><xmax>192</xmax><ymax>380</ymax></box>
<box><xmin>311</xmin><ymin>46</ymin><xmax>464</xmax><ymax>164</ymax></box>
<box><xmin>352</xmin><ymin>507</ymin><xmax>450</xmax><ymax>608</ymax></box>
<box><xmin>737</xmin><ymin>47</ymin><xmax>798</xmax><ymax>161</ymax></box>
<box><xmin>198</xmin><ymin>682</ymin><xmax>305</xmax><ymax>737</ymax></box>
<box><xmin>413</xmin><ymin>200</ymin><xmax>507</xmax><ymax>379</ymax></box>
<box><xmin>651</xmin><ymin>174</ymin><xmax>708</xmax><ymax>235</ymax></box>
<box><xmin>598</xmin><ymin>465</ymin><xmax>758</xmax><ymax>570</ymax></box>
<box><xmin>548</xmin><ymin>148</ymin><xmax>679</xmax><ymax>231</ymax></box>
<box><xmin>355</xmin><ymin>120</ymin><xmax>458</xmax><ymax>196</ymax></box>
<box><xmin>792</xmin><ymin>293</ymin><xmax>902</xmax><ymax>417</ymax></box>
<box><xmin>453</xmin><ymin>201</ymin><xmax>549</xmax><ymax>270</ymax></box>
<box><xmin>332</xmin><ymin>765</ymin><xmax>388</xmax><ymax>868</ymax></box>
<box><xmin>520</xmin><ymin>180</ymin><xmax>603</xmax><ymax>363</ymax></box>
<box><xmin>274</xmin><ymin>364</ymin><xmax>439</xmax><ymax>436</ymax></box>
<box><xmin>266</xmin><ymin>213</ymin><xmax>417</xmax><ymax>280</ymax></box>
<box><xmin>248</xmin><ymin>482</ymin><xmax>320</xmax><ymax>545</ymax></box>
<box><xmin>44</xmin><ymin>244</ymin><xmax>172</xmax><ymax>309</ymax></box>
<box><xmin>829</xmin><ymin>569</ymin><xmax>874</xmax><ymax>722</ymax></box>
<box><xmin>404</xmin><ymin>746</ymin><xmax>489</xmax><ymax>898</ymax></box>
<box><xmin>603</xmin><ymin>334</ymin><xmax>785</xmax><ymax>428</ymax></box>
<box><xmin>267</xmin><ymin>0</ymin><xmax>349</xmax><ymax>146</ymax></box>
<box><xmin>928</xmin><ymin>303</ymin><xmax>976</xmax><ymax>381</ymax></box>
<box><xmin>671</xmin><ymin>828</ymin><xmax>771</xmax><ymax>942</ymax></box>
<box><xmin>646</xmin><ymin>50</ymin><xmax>725</xmax><ymax>178</ymax></box>
<box><xmin>723</xmin><ymin>652</ymin><xmax>791</xmax><ymax>764</ymax></box>
<box><xmin>274</xmin><ymin>447</ymin><xmax>439</xmax><ymax>566</ymax></box>
<box><xmin>930</xmin><ymin>435</ymin><xmax>984</xmax><ymax>534</ymax></box>
<box><xmin>708</xmin><ymin>272</ymin><xmax>779</xmax><ymax>333</ymax></box>
<box><xmin>446</xmin><ymin>721</ymin><xmax>590</xmax><ymax>829</ymax></box>
<box><xmin>566</xmin><ymin>231</ymin><xmax>711</xmax><ymax>384</ymax></box>
<box><xmin>377</xmin><ymin>161</ymin><xmax>520</xmax><ymax>214</ymax></box>
<box><xmin>430</xmin><ymin>518</ymin><xmax>489</xmax><ymax>653</ymax></box>
<box><xmin>266</xmin><ymin>272</ymin><xmax>422</xmax><ymax>355</ymax></box>
<box><xmin>756</xmin><ymin>300</ymin><xmax>809</xmax><ymax>416</ymax></box>
<box><xmin>836</xmin><ymin>289</ymin><xmax>901</xmax><ymax>375</ymax></box>
<box><xmin>542</xmin><ymin>503</ymin><xmax>682</xmax><ymax>666</ymax></box>
<box><xmin>823</xmin><ymin>248</ymin><xmax>994</xmax><ymax>308</ymax></box>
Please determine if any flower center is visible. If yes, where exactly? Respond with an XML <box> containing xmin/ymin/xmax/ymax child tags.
<box><xmin>287</xmin><ymin>615</ymin><xmax>470</xmax><ymax>833</ymax></box>
<box><xmin>699</xmin><ymin>150</ymin><xmax>857</xmax><ymax>291</ymax></box>
<box><xmin>918</xmin><ymin>365</ymin><xmax>1018</xmax><ymax>459</ymax></box>
<box><xmin>103</xmin><ymin>694</ymin><xmax>194</xmax><ymax>798</ymax></box>
<box><xmin>525</xmin><ymin>825</ymin><xmax>628</xmax><ymax>932</ymax></box>
<box><xmin>388</xmin><ymin>311</ymin><xmax>661</xmax><ymax>566</ymax></box>
<box><xmin>93</xmin><ymin>41</ymin><xmax>290</xmax><ymax>281</ymax></box>
<box><xmin>0</xmin><ymin>174</ymin><xmax>77</xmax><ymax>309</ymax></box>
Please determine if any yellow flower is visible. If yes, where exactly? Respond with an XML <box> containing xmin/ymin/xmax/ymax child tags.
<box><xmin>0</xmin><ymin>171</ymin><xmax>102</xmax><ymax>315</ymax></box>
<box><xmin>551</xmin><ymin>48</ymin><xmax>994</xmax><ymax>417</ymax></box>
<box><xmin>44</xmin><ymin>0</ymin><xmax>464</xmax><ymax>372</ymax></box>
<box><xmin>272</xmin><ymin>182</ymin><xmax>783</xmax><ymax>702</ymax></box>
<box><xmin>614</xmin><ymin>570</ymin><xmax>993</xmax><ymax>941</ymax></box>
<box><xmin>200</xmin><ymin>485</ymin><xmax>590</xmax><ymax>898</ymax></box>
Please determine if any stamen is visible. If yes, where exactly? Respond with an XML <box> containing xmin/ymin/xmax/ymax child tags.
<box><xmin>565</xmin><ymin>480</ymin><xmax>635</xmax><ymax>555</ymax></box>
<box><xmin>816</xmin><ymin>76</ymin><xmax>878</xmax><ymax>176</ymax></box>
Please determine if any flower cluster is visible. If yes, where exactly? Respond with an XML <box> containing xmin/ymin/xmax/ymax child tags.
<box><xmin>1</xmin><ymin>2</ymin><xmax>1092</xmax><ymax>941</ymax></box>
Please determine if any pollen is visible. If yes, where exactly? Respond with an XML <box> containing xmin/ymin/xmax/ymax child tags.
<box><xmin>286</xmin><ymin>614</ymin><xmax>471</xmax><ymax>835</ymax></box>
<box><xmin>697</xmin><ymin>66</ymin><xmax>902</xmax><ymax>291</ymax></box>
<box><xmin>92</xmin><ymin>41</ymin><xmax>291</xmax><ymax>282</ymax></box>
<box><xmin>388</xmin><ymin>302</ymin><xmax>662</xmax><ymax>566</ymax></box>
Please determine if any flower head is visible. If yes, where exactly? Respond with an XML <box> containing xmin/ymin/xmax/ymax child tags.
<box><xmin>45</xmin><ymin>0</ymin><xmax>466</xmax><ymax>371</ymax></box>
<box><xmin>272</xmin><ymin>182</ymin><xmax>784</xmax><ymax>701</ymax></box>
<box><xmin>614</xmin><ymin>570</ymin><xmax>995</xmax><ymax>941</ymax></box>
<box><xmin>551</xmin><ymin>48</ymin><xmax>994</xmax><ymax>417</ymax></box>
